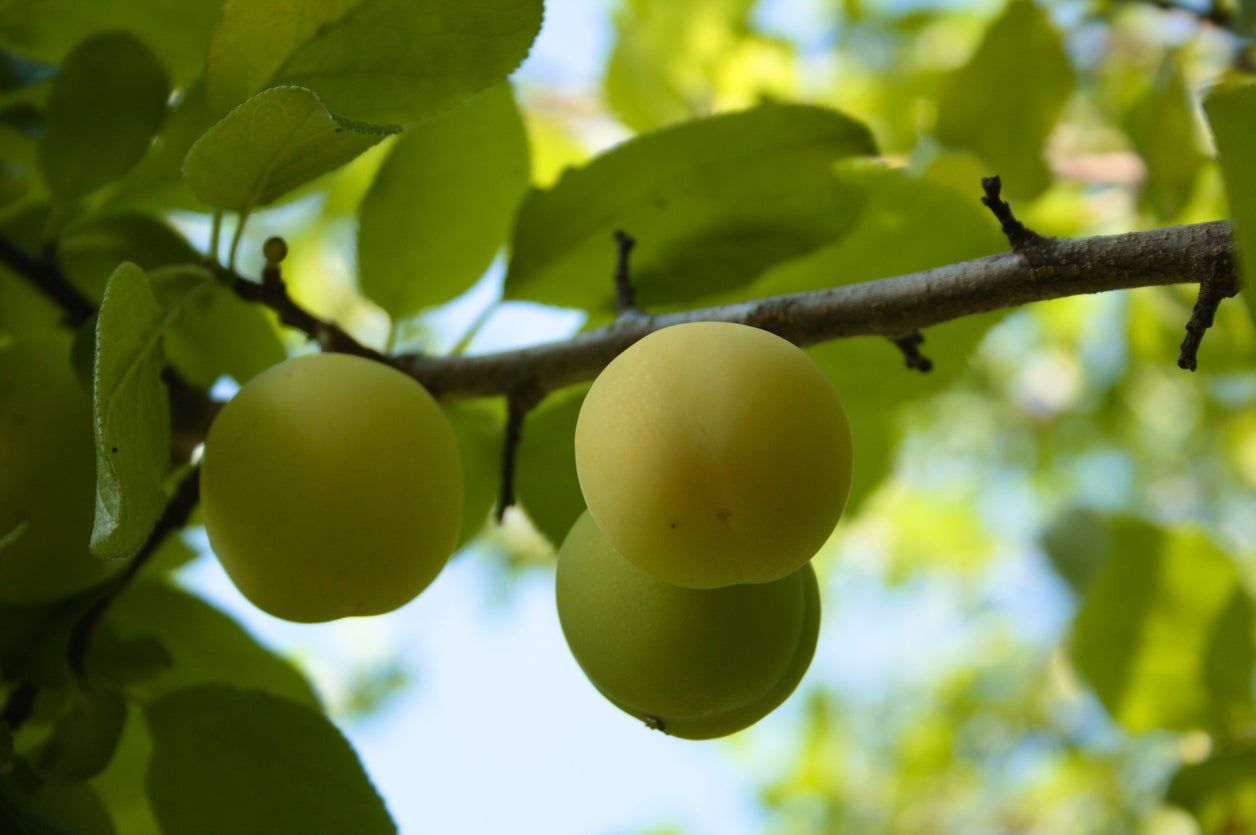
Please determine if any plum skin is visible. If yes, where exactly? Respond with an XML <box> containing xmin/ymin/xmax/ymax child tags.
<box><xmin>200</xmin><ymin>353</ymin><xmax>463</xmax><ymax>623</ymax></box>
<box><xmin>575</xmin><ymin>321</ymin><xmax>852</xmax><ymax>589</ymax></box>
<box><xmin>0</xmin><ymin>338</ymin><xmax>126</xmax><ymax>604</ymax></box>
<box><xmin>556</xmin><ymin>512</ymin><xmax>820</xmax><ymax>740</ymax></box>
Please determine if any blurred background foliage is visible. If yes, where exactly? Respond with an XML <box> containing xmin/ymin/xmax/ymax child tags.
<box><xmin>1</xmin><ymin>0</ymin><xmax>1255</xmax><ymax>833</ymax></box>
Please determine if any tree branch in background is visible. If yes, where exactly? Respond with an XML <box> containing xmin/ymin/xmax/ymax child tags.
<box><xmin>0</xmin><ymin>235</ymin><xmax>95</xmax><ymax>327</ymax></box>
<box><xmin>1178</xmin><ymin>251</ymin><xmax>1241</xmax><ymax>371</ymax></box>
<box><xmin>66</xmin><ymin>466</ymin><xmax>202</xmax><ymax>679</ymax></box>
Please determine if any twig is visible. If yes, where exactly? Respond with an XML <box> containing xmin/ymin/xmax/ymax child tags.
<box><xmin>216</xmin><ymin>237</ymin><xmax>385</xmax><ymax>361</ymax></box>
<box><xmin>66</xmin><ymin>466</ymin><xmax>202</xmax><ymax>678</ymax></box>
<box><xmin>890</xmin><ymin>332</ymin><xmax>933</xmax><ymax>373</ymax></box>
<box><xmin>980</xmin><ymin>176</ymin><xmax>1048</xmax><ymax>258</ymax></box>
<box><xmin>494</xmin><ymin>385</ymin><xmax>543</xmax><ymax>523</ymax></box>
<box><xmin>0</xmin><ymin>234</ymin><xmax>94</xmax><ymax>326</ymax></box>
<box><xmin>613</xmin><ymin>230</ymin><xmax>639</xmax><ymax>316</ymax></box>
<box><xmin>1178</xmin><ymin>253</ymin><xmax>1240</xmax><ymax>371</ymax></box>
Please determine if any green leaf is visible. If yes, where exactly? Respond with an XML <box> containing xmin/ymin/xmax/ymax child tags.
<box><xmin>37</xmin><ymin>32</ymin><xmax>169</xmax><ymax>202</ymax></box>
<box><xmin>57</xmin><ymin>215</ymin><xmax>200</xmax><ymax>303</ymax></box>
<box><xmin>150</xmin><ymin>266</ymin><xmax>286</xmax><ymax>388</ymax></box>
<box><xmin>91</xmin><ymin>263</ymin><xmax>179</xmax><ymax>558</ymax></box>
<box><xmin>90</xmin><ymin>704</ymin><xmax>157</xmax><ymax>835</ymax></box>
<box><xmin>505</xmin><ymin>103</ymin><xmax>877</xmax><ymax>312</ymax></box>
<box><xmin>1167</xmin><ymin>745</ymin><xmax>1256</xmax><ymax>835</ymax></box>
<box><xmin>30</xmin><ymin>689</ymin><xmax>127</xmax><ymax>783</ymax></box>
<box><xmin>183</xmin><ymin>86</ymin><xmax>393</xmax><ymax>215</ymax></box>
<box><xmin>104</xmin><ymin>82</ymin><xmax>217</xmax><ymax>214</ymax></box>
<box><xmin>1068</xmin><ymin>518</ymin><xmax>1256</xmax><ymax>734</ymax></box>
<box><xmin>205</xmin><ymin>0</ymin><xmax>362</xmax><ymax>116</ymax></box>
<box><xmin>0</xmin><ymin>775</ymin><xmax>78</xmax><ymax>835</ymax></box>
<box><xmin>515</xmin><ymin>385</ymin><xmax>588</xmax><ymax>547</ymax></box>
<box><xmin>358</xmin><ymin>84</ymin><xmax>530</xmax><ymax>318</ymax></box>
<box><xmin>603</xmin><ymin>0</ymin><xmax>794</xmax><ymax>132</ymax></box>
<box><xmin>271</xmin><ymin>0</ymin><xmax>542</xmax><ymax>128</ymax></box>
<box><xmin>1204</xmin><ymin>77</ymin><xmax>1256</xmax><ymax>328</ymax></box>
<box><xmin>1125</xmin><ymin>56</ymin><xmax>1206</xmax><ymax>220</ymax></box>
<box><xmin>145</xmin><ymin>686</ymin><xmax>395</xmax><ymax>835</ymax></box>
<box><xmin>935</xmin><ymin>0</ymin><xmax>1074</xmax><ymax>200</ymax></box>
<box><xmin>29</xmin><ymin>783</ymin><xmax>116</xmax><ymax>835</ymax></box>
<box><xmin>748</xmin><ymin>167</ymin><xmax>1004</xmax><ymax>511</ymax></box>
<box><xmin>445</xmin><ymin>402</ymin><xmax>504</xmax><ymax>549</ymax></box>
<box><xmin>0</xmin><ymin>0</ymin><xmax>220</xmax><ymax>84</ymax></box>
<box><xmin>1039</xmin><ymin>506</ymin><xmax>1108</xmax><ymax>596</ymax></box>
<box><xmin>204</xmin><ymin>0</ymin><xmax>542</xmax><ymax>126</ymax></box>
<box><xmin>105</xmin><ymin>580</ymin><xmax>318</xmax><ymax>707</ymax></box>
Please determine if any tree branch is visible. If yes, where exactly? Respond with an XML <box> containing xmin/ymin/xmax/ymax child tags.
<box><xmin>0</xmin><ymin>235</ymin><xmax>95</xmax><ymax>327</ymax></box>
<box><xmin>396</xmin><ymin>220</ymin><xmax>1237</xmax><ymax>400</ymax></box>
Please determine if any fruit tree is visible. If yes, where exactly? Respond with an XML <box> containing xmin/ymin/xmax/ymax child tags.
<box><xmin>0</xmin><ymin>0</ymin><xmax>1254</xmax><ymax>833</ymax></box>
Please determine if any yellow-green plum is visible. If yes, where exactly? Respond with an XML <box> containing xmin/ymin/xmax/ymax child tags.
<box><xmin>575</xmin><ymin>321</ymin><xmax>852</xmax><ymax>589</ymax></box>
<box><xmin>200</xmin><ymin>353</ymin><xmax>463</xmax><ymax>623</ymax></box>
<box><xmin>556</xmin><ymin>512</ymin><xmax>820</xmax><ymax>740</ymax></box>
<box><xmin>0</xmin><ymin>338</ymin><xmax>125</xmax><ymax>604</ymax></box>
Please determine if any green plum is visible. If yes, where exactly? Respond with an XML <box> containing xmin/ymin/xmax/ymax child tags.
<box><xmin>575</xmin><ymin>322</ymin><xmax>852</xmax><ymax>589</ymax></box>
<box><xmin>200</xmin><ymin>353</ymin><xmax>463</xmax><ymax>623</ymax></box>
<box><xmin>556</xmin><ymin>512</ymin><xmax>820</xmax><ymax>740</ymax></box>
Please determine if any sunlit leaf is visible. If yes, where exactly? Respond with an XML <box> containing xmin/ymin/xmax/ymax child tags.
<box><xmin>358</xmin><ymin>84</ymin><xmax>530</xmax><ymax>318</ymax></box>
<box><xmin>91</xmin><ymin>263</ymin><xmax>176</xmax><ymax>558</ymax></box>
<box><xmin>151</xmin><ymin>265</ymin><xmax>286</xmax><ymax>388</ymax></box>
<box><xmin>207</xmin><ymin>0</ymin><xmax>543</xmax><ymax>127</ymax></box>
<box><xmin>604</xmin><ymin>0</ymin><xmax>795</xmax><ymax>132</ymax></box>
<box><xmin>505</xmin><ymin>103</ymin><xmax>877</xmax><ymax>312</ymax></box>
<box><xmin>1125</xmin><ymin>55</ymin><xmax>1206</xmax><ymax>220</ymax></box>
<box><xmin>37</xmin><ymin>32</ymin><xmax>169</xmax><ymax>202</ymax></box>
<box><xmin>0</xmin><ymin>0</ymin><xmax>221</xmax><ymax>83</ymax></box>
<box><xmin>145</xmin><ymin>686</ymin><xmax>395</xmax><ymax>835</ymax></box>
<box><xmin>935</xmin><ymin>0</ymin><xmax>1074</xmax><ymax>199</ymax></box>
<box><xmin>1167</xmin><ymin>745</ymin><xmax>1256</xmax><ymax>835</ymax></box>
<box><xmin>1069</xmin><ymin>518</ymin><xmax>1256</xmax><ymax>733</ymax></box>
<box><xmin>183</xmin><ymin>86</ymin><xmax>393</xmax><ymax>215</ymax></box>
<box><xmin>1203</xmin><ymin>76</ymin><xmax>1256</xmax><ymax>328</ymax></box>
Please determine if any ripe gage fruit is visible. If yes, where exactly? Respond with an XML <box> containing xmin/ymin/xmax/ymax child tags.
<box><xmin>200</xmin><ymin>353</ymin><xmax>463</xmax><ymax>623</ymax></box>
<box><xmin>575</xmin><ymin>322</ymin><xmax>852</xmax><ymax>589</ymax></box>
<box><xmin>557</xmin><ymin>513</ymin><xmax>820</xmax><ymax>739</ymax></box>
<box><xmin>0</xmin><ymin>338</ymin><xmax>126</xmax><ymax>603</ymax></box>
